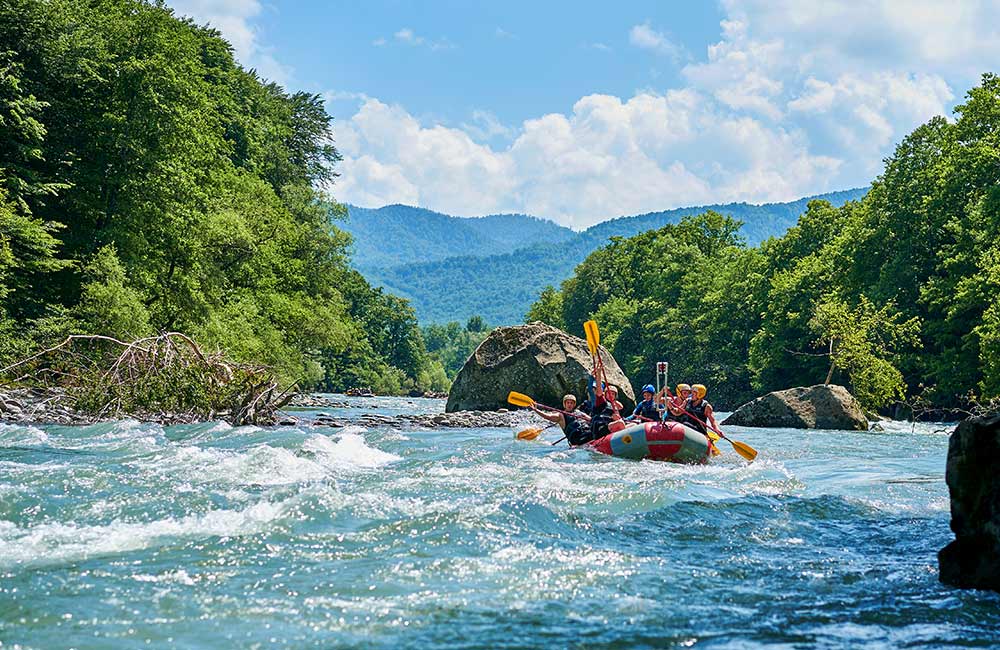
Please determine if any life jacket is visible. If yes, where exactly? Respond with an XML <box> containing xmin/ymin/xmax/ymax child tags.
<box><xmin>562</xmin><ymin>410</ymin><xmax>590</xmax><ymax>446</ymax></box>
<box><xmin>633</xmin><ymin>399</ymin><xmax>659</xmax><ymax>421</ymax></box>
<box><xmin>684</xmin><ymin>397</ymin><xmax>712</xmax><ymax>434</ymax></box>
<box><xmin>588</xmin><ymin>400</ymin><xmax>614</xmax><ymax>442</ymax></box>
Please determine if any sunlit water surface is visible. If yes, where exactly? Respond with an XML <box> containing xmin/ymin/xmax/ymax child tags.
<box><xmin>1</xmin><ymin>396</ymin><xmax>997</xmax><ymax>649</ymax></box>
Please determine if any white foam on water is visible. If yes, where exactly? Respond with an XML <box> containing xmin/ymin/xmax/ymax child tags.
<box><xmin>139</xmin><ymin>443</ymin><xmax>326</xmax><ymax>487</ymax></box>
<box><xmin>132</xmin><ymin>569</ymin><xmax>198</xmax><ymax>585</ymax></box>
<box><xmin>303</xmin><ymin>431</ymin><xmax>401</xmax><ymax>469</ymax></box>
<box><xmin>0</xmin><ymin>423</ymin><xmax>50</xmax><ymax>446</ymax></box>
<box><xmin>0</xmin><ymin>498</ymin><xmax>289</xmax><ymax>569</ymax></box>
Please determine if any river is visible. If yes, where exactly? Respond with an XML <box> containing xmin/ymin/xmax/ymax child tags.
<box><xmin>1</xmin><ymin>395</ymin><xmax>997</xmax><ymax>649</ymax></box>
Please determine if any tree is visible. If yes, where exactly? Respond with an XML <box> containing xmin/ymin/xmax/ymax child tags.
<box><xmin>525</xmin><ymin>286</ymin><xmax>565</xmax><ymax>329</ymax></box>
<box><xmin>465</xmin><ymin>315</ymin><xmax>487</xmax><ymax>333</ymax></box>
<box><xmin>808</xmin><ymin>296</ymin><xmax>921</xmax><ymax>410</ymax></box>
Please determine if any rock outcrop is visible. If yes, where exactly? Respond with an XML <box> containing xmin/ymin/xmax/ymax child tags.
<box><xmin>939</xmin><ymin>412</ymin><xmax>1000</xmax><ymax>592</ymax></box>
<box><xmin>445</xmin><ymin>322</ymin><xmax>635</xmax><ymax>413</ymax></box>
<box><xmin>721</xmin><ymin>384</ymin><xmax>868</xmax><ymax>430</ymax></box>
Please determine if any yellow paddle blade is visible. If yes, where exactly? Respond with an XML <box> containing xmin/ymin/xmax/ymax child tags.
<box><xmin>516</xmin><ymin>427</ymin><xmax>543</xmax><ymax>440</ymax></box>
<box><xmin>507</xmin><ymin>391</ymin><xmax>535</xmax><ymax>408</ymax></box>
<box><xmin>583</xmin><ymin>320</ymin><xmax>600</xmax><ymax>356</ymax></box>
<box><xmin>728</xmin><ymin>438</ymin><xmax>758</xmax><ymax>462</ymax></box>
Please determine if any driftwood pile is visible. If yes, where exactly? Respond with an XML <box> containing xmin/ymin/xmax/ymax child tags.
<box><xmin>0</xmin><ymin>333</ymin><xmax>292</xmax><ymax>425</ymax></box>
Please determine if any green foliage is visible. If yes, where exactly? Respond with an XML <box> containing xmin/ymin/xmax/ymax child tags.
<box><xmin>422</xmin><ymin>320</ymin><xmax>488</xmax><ymax>381</ymax></box>
<box><xmin>0</xmin><ymin>0</ymin><xmax>433</xmax><ymax>398</ymax></box>
<box><xmin>362</xmin><ymin>190</ymin><xmax>867</xmax><ymax>325</ymax></box>
<box><xmin>525</xmin><ymin>286</ymin><xmax>564</xmax><ymax>329</ymax></box>
<box><xmin>808</xmin><ymin>296</ymin><xmax>921</xmax><ymax>409</ymax></box>
<box><xmin>528</xmin><ymin>75</ymin><xmax>1000</xmax><ymax>410</ymax></box>
<box><xmin>74</xmin><ymin>245</ymin><xmax>152</xmax><ymax>340</ymax></box>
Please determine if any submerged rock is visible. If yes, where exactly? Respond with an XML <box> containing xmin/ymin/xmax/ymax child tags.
<box><xmin>722</xmin><ymin>384</ymin><xmax>868</xmax><ymax>430</ymax></box>
<box><xmin>445</xmin><ymin>322</ymin><xmax>635</xmax><ymax>413</ymax></box>
<box><xmin>287</xmin><ymin>393</ymin><xmax>350</xmax><ymax>409</ymax></box>
<box><xmin>939</xmin><ymin>412</ymin><xmax>1000</xmax><ymax>592</ymax></box>
<box><xmin>354</xmin><ymin>410</ymin><xmax>530</xmax><ymax>429</ymax></box>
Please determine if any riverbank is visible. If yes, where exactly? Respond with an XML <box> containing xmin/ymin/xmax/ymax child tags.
<box><xmin>0</xmin><ymin>389</ymin><xmax>531</xmax><ymax>430</ymax></box>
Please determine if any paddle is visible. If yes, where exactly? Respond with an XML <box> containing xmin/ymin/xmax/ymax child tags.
<box><xmin>507</xmin><ymin>391</ymin><xmax>535</xmax><ymax>408</ymax></box>
<box><xmin>583</xmin><ymin>320</ymin><xmax>600</xmax><ymax>356</ymax></box>
<box><xmin>663</xmin><ymin>387</ymin><xmax>758</xmax><ymax>462</ymax></box>
<box><xmin>507</xmin><ymin>391</ymin><xmax>590</xmax><ymax>419</ymax></box>
<box><xmin>516</xmin><ymin>423</ymin><xmax>555</xmax><ymax>441</ymax></box>
<box><xmin>583</xmin><ymin>320</ymin><xmax>611</xmax><ymax>405</ymax></box>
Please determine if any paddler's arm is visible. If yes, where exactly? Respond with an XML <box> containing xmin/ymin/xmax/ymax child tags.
<box><xmin>529</xmin><ymin>403</ymin><xmax>561</xmax><ymax>425</ymax></box>
<box><xmin>705</xmin><ymin>403</ymin><xmax>720</xmax><ymax>432</ymax></box>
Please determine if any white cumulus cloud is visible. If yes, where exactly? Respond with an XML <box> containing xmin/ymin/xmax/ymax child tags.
<box><xmin>169</xmin><ymin>0</ymin><xmax>998</xmax><ymax>230</ymax></box>
<box><xmin>629</xmin><ymin>22</ymin><xmax>686</xmax><ymax>61</ymax></box>
<box><xmin>333</xmin><ymin>92</ymin><xmax>842</xmax><ymax>229</ymax></box>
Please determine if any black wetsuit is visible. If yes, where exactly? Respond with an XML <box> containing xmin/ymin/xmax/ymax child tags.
<box><xmin>588</xmin><ymin>398</ymin><xmax>614</xmax><ymax>443</ymax></box>
<box><xmin>683</xmin><ymin>397</ymin><xmax>712</xmax><ymax>434</ymax></box>
<box><xmin>562</xmin><ymin>410</ymin><xmax>590</xmax><ymax>446</ymax></box>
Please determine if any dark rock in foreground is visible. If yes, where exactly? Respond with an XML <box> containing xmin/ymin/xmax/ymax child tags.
<box><xmin>446</xmin><ymin>322</ymin><xmax>635</xmax><ymax>414</ymax></box>
<box><xmin>722</xmin><ymin>384</ymin><xmax>868</xmax><ymax>430</ymax></box>
<box><xmin>939</xmin><ymin>412</ymin><xmax>1000</xmax><ymax>592</ymax></box>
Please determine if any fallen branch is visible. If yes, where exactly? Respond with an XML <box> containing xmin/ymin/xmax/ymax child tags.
<box><xmin>0</xmin><ymin>332</ymin><xmax>283</xmax><ymax>425</ymax></box>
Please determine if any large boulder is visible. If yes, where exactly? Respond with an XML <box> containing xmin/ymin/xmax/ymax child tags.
<box><xmin>939</xmin><ymin>412</ymin><xmax>1000</xmax><ymax>592</ymax></box>
<box><xmin>445</xmin><ymin>322</ymin><xmax>635</xmax><ymax>413</ymax></box>
<box><xmin>721</xmin><ymin>384</ymin><xmax>868</xmax><ymax>430</ymax></box>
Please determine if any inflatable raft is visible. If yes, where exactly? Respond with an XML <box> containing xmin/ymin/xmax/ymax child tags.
<box><xmin>588</xmin><ymin>420</ymin><xmax>713</xmax><ymax>464</ymax></box>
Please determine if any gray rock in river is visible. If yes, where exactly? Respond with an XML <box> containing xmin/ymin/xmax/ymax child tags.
<box><xmin>939</xmin><ymin>412</ymin><xmax>1000</xmax><ymax>592</ymax></box>
<box><xmin>721</xmin><ymin>384</ymin><xmax>868</xmax><ymax>430</ymax></box>
<box><xmin>446</xmin><ymin>322</ymin><xmax>635</xmax><ymax>414</ymax></box>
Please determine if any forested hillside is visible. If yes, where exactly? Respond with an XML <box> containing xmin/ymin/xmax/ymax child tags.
<box><xmin>0</xmin><ymin>0</ymin><xmax>448</xmax><ymax>396</ymax></box>
<box><xmin>526</xmin><ymin>75</ymin><xmax>1000</xmax><ymax>413</ymax></box>
<box><xmin>343</xmin><ymin>204</ymin><xmax>575</xmax><ymax>271</ymax></box>
<box><xmin>361</xmin><ymin>189</ymin><xmax>867</xmax><ymax>324</ymax></box>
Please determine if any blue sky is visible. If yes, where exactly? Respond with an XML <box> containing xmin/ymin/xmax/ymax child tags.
<box><xmin>168</xmin><ymin>1</ymin><xmax>1000</xmax><ymax>229</ymax></box>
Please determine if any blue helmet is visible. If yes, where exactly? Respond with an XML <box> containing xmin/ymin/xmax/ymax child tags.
<box><xmin>642</xmin><ymin>384</ymin><xmax>655</xmax><ymax>394</ymax></box>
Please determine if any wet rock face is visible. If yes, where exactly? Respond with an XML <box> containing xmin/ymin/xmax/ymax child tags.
<box><xmin>445</xmin><ymin>322</ymin><xmax>635</xmax><ymax>414</ymax></box>
<box><xmin>939</xmin><ymin>413</ymin><xmax>1000</xmax><ymax>592</ymax></box>
<box><xmin>721</xmin><ymin>384</ymin><xmax>868</xmax><ymax>431</ymax></box>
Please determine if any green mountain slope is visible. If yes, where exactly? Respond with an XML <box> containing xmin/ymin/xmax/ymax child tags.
<box><xmin>350</xmin><ymin>188</ymin><xmax>869</xmax><ymax>324</ymax></box>
<box><xmin>342</xmin><ymin>205</ymin><xmax>575</xmax><ymax>270</ymax></box>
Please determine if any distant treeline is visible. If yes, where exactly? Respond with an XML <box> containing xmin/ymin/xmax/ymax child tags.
<box><xmin>0</xmin><ymin>0</ymin><xmax>448</xmax><ymax>395</ymax></box>
<box><xmin>527</xmin><ymin>74</ymin><xmax>1000</xmax><ymax>412</ymax></box>
<box><xmin>349</xmin><ymin>189</ymin><xmax>868</xmax><ymax>325</ymax></box>
<box><xmin>422</xmin><ymin>317</ymin><xmax>489</xmax><ymax>380</ymax></box>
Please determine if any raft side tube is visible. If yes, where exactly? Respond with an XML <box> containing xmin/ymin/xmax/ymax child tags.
<box><xmin>589</xmin><ymin>421</ymin><xmax>710</xmax><ymax>463</ymax></box>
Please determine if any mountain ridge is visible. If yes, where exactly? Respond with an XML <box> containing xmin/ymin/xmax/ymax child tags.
<box><xmin>341</xmin><ymin>188</ymin><xmax>869</xmax><ymax>324</ymax></box>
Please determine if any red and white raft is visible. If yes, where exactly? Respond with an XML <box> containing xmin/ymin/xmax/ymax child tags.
<box><xmin>588</xmin><ymin>420</ymin><xmax>713</xmax><ymax>464</ymax></box>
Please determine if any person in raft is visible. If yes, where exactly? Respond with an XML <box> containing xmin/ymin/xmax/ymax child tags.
<box><xmin>682</xmin><ymin>384</ymin><xmax>720</xmax><ymax>435</ymax></box>
<box><xmin>589</xmin><ymin>384</ymin><xmax>623</xmax><ymax>440</ymax></box>
<box><xmin>579</xmin><ymin>373</ymin><xmax>601</xmax><ymax>416</ymax></box>
<box><xmin>663</xmin><ymin>383</ymin><xmax>693</xmax><ymax>422</ymax></box>
<box><xmin>529</xmin><ymin>395</ymin><xmax>591</xmax><ymax>446</ymax></box>
<box><xmin>629</xmin><ymin>384</ymin><xmax>660</xmax><ymax>422</ymax></box>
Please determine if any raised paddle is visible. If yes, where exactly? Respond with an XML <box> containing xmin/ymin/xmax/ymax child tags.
<box><xmin>583</xmin><ymin>320</ymin><xmax>600</xmax><ymax>356</ymax></box>
<box><xmin>583</xmin><ymin>320</ymin><xmax>611</xmax><ymax>399</ymax></box>
<box><xmin>664</xmin><ymin>387</ymin><xmax>758</xmax><ymax>462</ymax></box>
